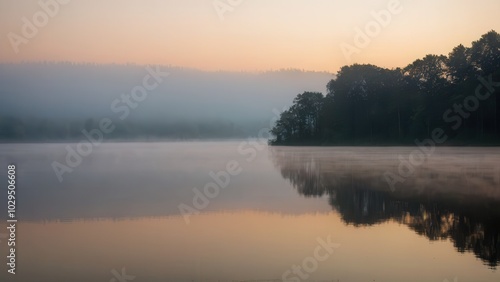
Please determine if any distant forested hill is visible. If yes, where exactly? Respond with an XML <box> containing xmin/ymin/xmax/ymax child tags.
<box><xmin>0</xmin><ymin>64</ymin><xmax>332</xmax><ymax>141</ymax></box>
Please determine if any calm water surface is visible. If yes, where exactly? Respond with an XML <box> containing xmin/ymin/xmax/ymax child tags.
<box><xmin>0</xmin><ymin>141</ymin><xmax>499</xmax><ymax>282</ymax></box>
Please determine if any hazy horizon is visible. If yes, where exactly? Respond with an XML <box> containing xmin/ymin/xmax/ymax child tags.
<box><xmin>1</xmin><ymin>1</ymin><xmax>499</xmax><ymax>281</ymax></box>
<box><xmin>2</xmin><ymin>0</ymin><xmax>500</xmax><ymax>72</ymax></box>
<box><xmin>0</xmin><ymin>62</ymin><xmax>334</xmax><ymax>140</ymax></box>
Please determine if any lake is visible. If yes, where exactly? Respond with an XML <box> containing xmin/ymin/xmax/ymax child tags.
<box><xmin>0</xmin><ymin>141</ymin><xmax>499</xmax><ymax>282</ymax></box>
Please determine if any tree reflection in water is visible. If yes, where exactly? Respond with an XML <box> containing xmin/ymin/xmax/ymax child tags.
<box><xmin>270</xmin><ymin>147</ymin><xmax>500</xmax><ymax>268</ymax></box>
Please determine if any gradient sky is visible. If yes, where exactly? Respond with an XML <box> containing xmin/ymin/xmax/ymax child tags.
<box><xmin>1</xmin><ymin>0</ymin><xmax>499</xmax><ymax>72</ymax></box>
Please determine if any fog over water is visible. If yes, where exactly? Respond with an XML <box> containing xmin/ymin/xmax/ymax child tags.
<box><xmin>0</xmin><ymin>63</ymin><xmax>333</xmax><ymax>140</ymax></box>
<box><xmin>0</xmin><ymin>142</ymin><xmax>499</xmax><ymax>281</ymax></box>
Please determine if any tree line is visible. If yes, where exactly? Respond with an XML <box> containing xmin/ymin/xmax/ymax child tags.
<box><xmin>0</xmin><ymin>117</ymin><xmax>260</xmax><ymax>141</ymax></box>
<box><xmin>270</xmin><ymin>31</ymin><xmax>500</xmax><ymax>145</ymax></box>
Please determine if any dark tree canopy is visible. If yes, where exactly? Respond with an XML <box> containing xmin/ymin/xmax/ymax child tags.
<box><xmin>271</xmin><ymin>30</ymin><xmax>500</xmax><ymax>145</ymax></box>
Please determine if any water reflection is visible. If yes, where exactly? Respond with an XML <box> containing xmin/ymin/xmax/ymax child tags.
<box><xmin>0</xmin><ymin>142</ymin><xmax>330</xmax><ymax>222</ymax></box>
<box><xmin>0</xmin><ymin>143</ymin><xmax>498</xmax><ymax>281</ymax></box>
<box><xmin>270</xmin><ymin>146</ymin><xmax>500</xmax><ymax>268</ymax></box>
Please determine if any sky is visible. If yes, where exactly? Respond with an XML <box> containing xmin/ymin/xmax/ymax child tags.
<box><xmin>1</xmin><ymin>0</ymin><xmax>499</xmax><ymax>73</ymax></box>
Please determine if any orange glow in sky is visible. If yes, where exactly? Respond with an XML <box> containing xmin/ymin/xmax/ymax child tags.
<box><xmin>1</xmin><ymin>0</ymin><xmax>499</xmax><ymax>72</ymax></box>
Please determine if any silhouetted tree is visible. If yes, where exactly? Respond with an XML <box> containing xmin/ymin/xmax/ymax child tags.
<box><xmin>271</xmin><ymin>30</ymin><xmax>500</xmax><ymax>145</ymax></box>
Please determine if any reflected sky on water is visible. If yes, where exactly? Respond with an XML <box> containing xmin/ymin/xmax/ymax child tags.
<box><xmin>0</xmin><ymin>142</ymin><xmax>498</xmax><ymax>281</ymax></box>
